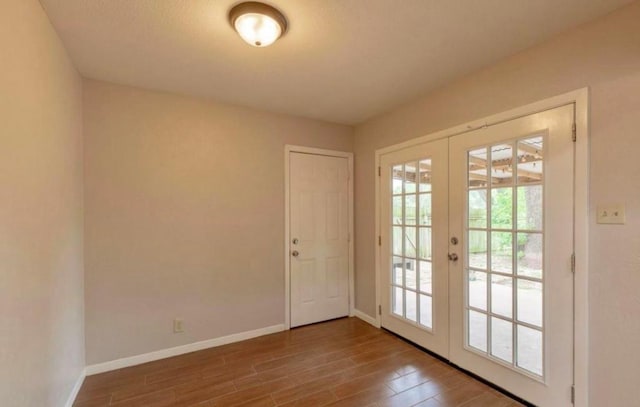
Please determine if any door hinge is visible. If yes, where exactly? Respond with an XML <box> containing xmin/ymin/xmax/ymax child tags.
<box><xmin>572</xmin><ymin>123</ymin><xmax>577</xmax><ymax>142</ymax></box>
<box><xmin>571</xmin><ymin>385</ymin><xmax>575</xmax><ymax>404</ymax></box>
<box><xmin>378</xmin><ymin>166</ymin><xmax>381</xmax><ymax>176</ymax></box>
<box><xmin>571</xmin><ymin>253</ymin><xmax>576</xmax><ymax>273</ymax></box>
<box><xmin>378</xmin><ymin>305</ymin><xmax>382</xmax><ymax>315</ymax></box>
<box><xmin>378</xmin><ymin>235</ymin><xmax>382</xmax><ymax>246</ymax></box>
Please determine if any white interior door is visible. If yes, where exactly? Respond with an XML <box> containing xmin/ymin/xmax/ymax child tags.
<box><xmin>378</xmin><ymin>105</ymin><xmax>575</xmax><ymax>405</ymax></box>
<box><xmin>379</xmin><ymin>138</ymin><xmax>449</xmax><ymax>356</ymax></box>
<box><xmin>289</xmin><ymin>152</ymin><xmax>350</xmax><ymax>328</ymax></box>
<box><xmin>449</xmin><ymin>105</ymin><xmax>575</xmax><ymax>406</ymax></box>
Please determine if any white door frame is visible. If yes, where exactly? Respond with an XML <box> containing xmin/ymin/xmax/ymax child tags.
<box><xmin>284</xmin><ymin>145</ymin><xmax>355</xmax><ymax>330</ymax></box>
<box><xmin>374</xmin><ymin>88</ymin><xmax>589</xmax><ymax>406</ymax></box>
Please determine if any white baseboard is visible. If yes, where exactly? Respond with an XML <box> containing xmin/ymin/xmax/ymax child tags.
<box><xmin>353</xmin><ymin>309</ymin><xmax>380</xmax><ymax>328</ymax></box>
<box><xmin>64</xmin><ymin>368</ymin><xmax>86</xmax><ymax>407</ymax></box>
<box><xmin>85</xmin><ymin>324</ymin><xmax>285</xmax><ymax>376</ymax></box>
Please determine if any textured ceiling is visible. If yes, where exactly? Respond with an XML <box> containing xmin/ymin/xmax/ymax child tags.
<box><xmin>40</xmin><ymin>0</ymin><xmax>632</xmax><ymax>124</ymax></box>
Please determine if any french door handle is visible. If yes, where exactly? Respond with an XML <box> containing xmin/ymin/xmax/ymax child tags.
<box><xmin>291</xmin><ymin>250</ymin><xmax>300</xmax><ymax>257</ymax></box>
<box><xmin>448</xmin><ymin>253</ymin><xmax>459</xmax><ymax>261</ymax></box>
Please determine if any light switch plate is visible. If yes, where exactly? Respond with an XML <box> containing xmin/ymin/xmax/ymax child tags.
<box><xmin>173</xmin><ymin>318</ymin><xmax>184</xmax><ymax>333</ymax></box>
<box><xmin>597</xmin><ymin>204</ymin><xmax>626</xmax><ymax>224</ymax></box>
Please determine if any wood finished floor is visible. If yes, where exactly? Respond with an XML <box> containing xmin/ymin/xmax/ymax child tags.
<box><xmin>74</xmin><ymin>318</ymin><xmax>524</xmax><ymax>407</ymax></box>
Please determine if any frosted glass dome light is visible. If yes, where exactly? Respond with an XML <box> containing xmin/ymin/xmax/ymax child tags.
<box><xmin>229</xmin><ymin>2</ymin><xmax>288</xmax><ymax>47</ymax></box>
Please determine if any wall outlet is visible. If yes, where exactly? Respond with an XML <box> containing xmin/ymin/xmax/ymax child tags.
<box><xmin>173</xmin><ymin>318</ymin><xmax>184</xmax><ymax>333</ymax></box>
<box><xmin>597</xmin><ymin>204</ymin><xmax>626</xmax><ymax>224</ymax></box>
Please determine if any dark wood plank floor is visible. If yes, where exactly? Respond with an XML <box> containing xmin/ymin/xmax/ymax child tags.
<box><xmin>74</xmin><ymin>318</ymin><xmax>523</xmax><ymax>407</ymax></box>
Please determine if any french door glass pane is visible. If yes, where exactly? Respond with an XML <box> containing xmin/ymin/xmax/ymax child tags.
<box><xmin>517</xmin><ymin>280</ymin><xmax>543</xmax><ymax>327</ymax></box>
<box><xmin>469</xmin><ymin>148</ymin><xmax>488</xmax><ymax>188</ymax></box>
<box><xmin>419</xmin><ymin>193</ymin><xmax>432</xmax><ymax>225</ymax></box>
<box><xmin>491</xmin><ymin>275</ymin><xmax>512</xmax><ymax>318</ymax></box>
<box><xmin>393</xmin><ymin>165</ymin><xmax>404</xmax><ymax>194</ymax></box>
<box><xmin>491</xmin><ymin>144</ymin><xmax>514</xmax><ymax>185</ymax></box>
<box><xmin>393</xmin><ymin>196</ymin><xmax>403</xmax><ymax>225</ymax></box>
<box><xmin>517</xmin><ymin>325</ymin><xmax>543</xmax><ymax>375</ymax></box>
<box><xmin>393</xmin><ymin>226</ymin><xmax>403</xmax><ymax>256</ymax></box>
<box><xmin>405</xmin><ymin>290</ymin><xmax>417</xmax><ymax>322</ymax></box>
<box><xmin>419</xmin><ymin>260</ymin><xmax>432</xmax><ymax>294</ymax></box>
<box><xmin>419</xmin><ymin>160</ymin><xmax>432</xmax><ymax>192</ymax></box>
<box><xmin>392</xmin><ymin>256</ymin><xmax>403</xmax><ymax>285</ymax></box>
<box><xmin>491</xmin><ymin>231</ymin><xmax>513</xmax><ymax>274</ymax></box>
<box><xmin>466</xmin><ymin>136</ymin><xmax>545</xmax><ymax>378</ymax></box>
<box><xmin>517</xmin><ymin>137</ymin><xmax>544</xmax><ymax>185</ymax></box>
<box><xmin>491</xmin><ymin>188</ymin><xmax>513</xmax><ymax>229</ymax></box>
<box><xmin>393</xmin><ymin>286</ymin><xmax>403</xmax><ymax>316</ymax></box>
<box><xmin>468</xmin><ymin>230</ymin><xmax>488</xmax><ymax>270</ymax></box>
<box><xmin>491</xmin><ymin>317</ymin><xmax>513</xmax><ymax>363</ymax></box>
<box><xmin>420</xmin><ymin>294</ymin><xmax>433</xmax><ymax>328</ymax></box>
<box><xmin>468</xmin><ymin>270</ymin><xmax>487</xmax><ymax>311</ymax></box>
<box><xmin>469</xmin><ymin>310</ymin><xmax>488</xmax><ymax>352</ymax></box>
<box><xmin>468</xmin><ymin>189</ymin><xmax>487</xmax><ymax>228</ymax></box>
<box><xmin>405</xmin><ymin>227</ymin><xmax>416</xmax><ymax>258</ymax></box>
<box><xmin>517</xmin><ymin>186</ymin><xmax>543</xmax><ymax>230</ymax></box>
<box><xmin>517</xmin><ymin>233</ymin><xmax>543</xmax><ymax>279</ymax></box>
<box><xmin>406</xmin><ymin>259</ymin><xmax>417</xmax><ymax>290</ymax></box>
<box><xmin>405</xmin><ymin>195</ymin><xmax>416</xmax><ymax>225</ymax></box>
<box><xmin>418</xmin><ymin>227</ymin><xmax>432</xmax><ymax>260</ymax></box>
<box><xmin>404</xmin><ymin>163</ymin><xmax>417</xmax><ymax>193</ymax></box>
<box><xmin>389</xmin><ymin>157</ymin><xmax>434</xmax><ymax>330</ymax></box>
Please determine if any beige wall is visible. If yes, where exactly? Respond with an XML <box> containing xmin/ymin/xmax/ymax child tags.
<box><xmin>353</xmin><ymin>2</ymin><xmax>640</xmax><ymax>405</ymax></box>
<box><xmin>83</xmin><ymin>80</ymin><xmax>353</xmax><ymax>364</ymax></box>
<box><xmin>0</xmin><ymin>1</ymin><xmax>84</xmax><ymax>406</ymax></box>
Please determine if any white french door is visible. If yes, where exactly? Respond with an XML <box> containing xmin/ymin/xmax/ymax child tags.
<box><xmin>380</xmin><ymin>138</ymin><xmax>449</xmax><ymax>356</ymax></box>
<box><xmin>379</xmin><ymin>105</ymin><xmax>575</xmax><ymax>405</ymax></box>
<box><xmin>381</xmin><ymin>140</ymin><xmax>449</xmax><ymax>357</ymax></box>
<box><xmin>449</xmin><ymin>105</ymin><xmax>574</xmax><ymax>406</ymax></box>
<box><xmin>289</xmin><ymin>152</ymin><xmax>350</xmax><ymax>328</ymax></box>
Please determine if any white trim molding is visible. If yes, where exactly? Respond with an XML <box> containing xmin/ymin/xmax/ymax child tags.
<box><xmin>572</xmin><ymin>88</ymin><xmax>590</xmax><ymax>407</ymax></box>
<box><xmin>85</xmin><ymin>324</ymin><xmax>285</xmax><ymax>376</ymax></box>
<box><xmin>353</xmin><ymin>309</ymin><xmax>380</xmax><ymax>328</ymax></box>
<box><xmin>64</xmin><ymin>369</ymin><xmax>86</xmax><ymax>407</ymax></box>
<box><xmin>374</xmin><ymin>88</ymin><xmax>589</xmax><ymax>406</ymax></box>
<box><xmin>284</xmin><ymin>145</ymin><xmax>355</xmax><ymax>329</ymax></box>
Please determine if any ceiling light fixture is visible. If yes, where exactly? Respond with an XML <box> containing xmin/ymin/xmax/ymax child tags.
<box><xmin>229</xmin><ymin>2</ymin><xmax>288</xmax><ymax>47</ymax></box>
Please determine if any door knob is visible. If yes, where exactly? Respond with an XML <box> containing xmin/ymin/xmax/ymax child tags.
<box><xmin>291</xmin><ymin>250</ymin><xmax>299</xmax><ymax>257</ymax></box>
<box><xmin>448</xmin><ymin>253</ymin><xmax>458</xmax><ymax>261</ymax></box>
